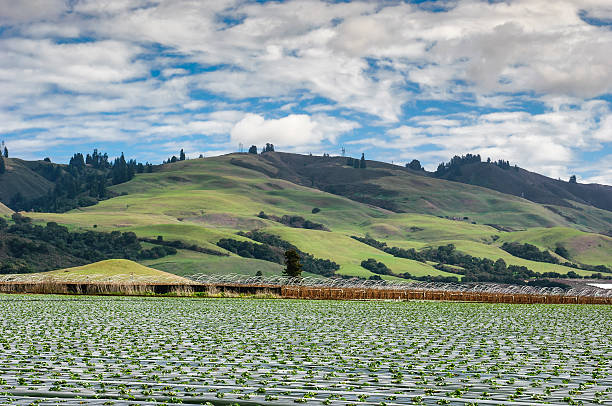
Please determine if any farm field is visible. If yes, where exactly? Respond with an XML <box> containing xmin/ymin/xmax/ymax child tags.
<box><xmin>0</xmin><ymin>296</ymin><xmax>609</xmax><ymax>405</ymax></box>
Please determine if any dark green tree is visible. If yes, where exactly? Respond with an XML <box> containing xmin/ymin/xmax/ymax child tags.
<box><xmin>111</xmin><ymin>153</ymin><xmax>129</xmax><ymax>185</ymax></box>
<box><xmin>360</xmin><ymin>153</ymin><xmax>366</xmax><ymax>169</ymax></box>
<box><xmin>248</xmin><ymin>145</ymin><xmax>257</xmax><ymax>154</ymax></box>
<box><xmin>569</xmin><ymin>175</ymin><xmax>577</xmax><ymax>184</ymax></box>
<box><xmin>283</xmin><ymin>249</ymin><xmax>303</xmax><ymax>278</ymax></box>
<box><xmin>555</xmin><ymin>244</ymin><xmax>571</xmax><ymax>259</ymax></box>
<box><xmin>179</xmin><ymin>149</ymin><xmax>186</xmax><ymax>161</ymax></box>
<box><xmin>3</xmin><ymin>147</ymin><xmax>7</xmax><ymax>158</ymax></box>
<box><xmin>493</xmin><ymin>258</ymin><xmax>507</xmax><ymax>274</ymax></box>
<box><xmin>0</xmin><ymin>157</ymin><xmax>5</xmax><ymax>174</ymax></box>
<box><xmin>406</xmin><ymin>159</ymin><xmax>422</xmax><ymax>170</ymax></box>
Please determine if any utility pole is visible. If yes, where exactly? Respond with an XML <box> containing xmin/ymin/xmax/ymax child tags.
<box><xmin>341</xmin><ymin>147</ymin><xmax>345</xmax><ymax>157</ymax></box>
<box><xmin>238</xmin><ymin>143</ymin><xmax>243</xmax><ymax>153</ymax></box>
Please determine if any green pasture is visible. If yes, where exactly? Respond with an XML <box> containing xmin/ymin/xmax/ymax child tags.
<box><xmin>20</xmin><ymin>155</ymin><xmax>612</xmax><ymax>279</ymax></box>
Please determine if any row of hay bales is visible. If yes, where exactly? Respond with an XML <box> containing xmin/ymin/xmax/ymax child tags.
<box><xmin>280</xmin><ymin>286</ymin><xmax>612</xmax><ymax>305</ymax></box>
<box><xmin>0</xmin><ymin>282</ymin><xmax>610</xmax><ymax>304</ymax></box>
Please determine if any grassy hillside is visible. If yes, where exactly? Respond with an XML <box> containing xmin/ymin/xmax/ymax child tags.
<box><xmin>0</xmin><ymin>158</ymin><xmax>53</xmax><ymax>205</ymax></box>
<box><xmin>140</xmin><ymin>250</ymin><xmax>285</xmax><ymax>277</ymax></box>
<box><xmin>436</xmin><ymin>160</ymin><xmax>612</xmax><ymax>214</ymax></box>
<box><xmin>499</xmin><ymin>228</ymin><xmax>612</xmax><ymax>268</ymax></box>
<box><xmin>245</xmin><ymin>153</ymin><xmax>612</xmax><ymax>233</ymax></box>
<box><xmin>6</xmin><ymin>259</ymin><xmax>194</xmax><ymax>284</ymax></box>
<box><xmin>0</xmin><ymin>202</ymin><xmax>13</xmax><ymax>215</ymax></box>
<box><xmin>24</xmin><ymin>153</ymin><xmax>611</xmax><ymax>280</ymax></box>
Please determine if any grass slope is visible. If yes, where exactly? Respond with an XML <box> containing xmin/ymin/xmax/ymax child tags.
<box><xmin>437</xmin><ymin>161</ymin><xmax>612</xmax><ymax>213</ymax></box>
<box><xmin>9</xmin><ymin>259</ymin><xmax>194</xmax><ymax>284</ymax></box>
<box><xmin>252</xmin><ymin>152</ymin><xmax>612</xmax><ymax>232</ymax></box>
<box><xmin>0</xmin><ymin>158</ymin><xmax>53</xmax><ymax>205</ymax></box>
<box><xmin>23</xmin><ymin>154</ymin><xmax>612</xmax><ymax>279</ymax></box>
<box><xmin>499</xmin><ymin>228</ymin><xmax>612</xmax><ymax>268</ymax></box>
<box><xmin>0</xmin><ymin>202</ymin><xmax>13</xmax><ymax>215</ymax></box>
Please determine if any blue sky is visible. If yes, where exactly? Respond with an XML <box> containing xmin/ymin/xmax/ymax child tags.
<box><xmin>1</xmin><ymin>0</ymin><xmax>612</xmax><ymax>184</ymax></box>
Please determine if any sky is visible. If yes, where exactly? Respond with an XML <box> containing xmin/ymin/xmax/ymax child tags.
<box><xmin>1</xmin><ymin>0</ymin><xmax>612</xmax><ymax>185</ymax></box>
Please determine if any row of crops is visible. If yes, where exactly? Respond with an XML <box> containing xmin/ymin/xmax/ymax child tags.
<box><xmin>0</xmin><ymin>295</ymin><xmax>610</xmax><ymax>405</ymax></box>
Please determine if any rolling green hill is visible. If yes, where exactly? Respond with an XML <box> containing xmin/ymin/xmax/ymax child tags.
<box><xmin>436</xmin><ymin>160</ymin><xmax>612</xmax><ymax>215</ymax></box>
<box><xmin>22</xmin><ymin>153</ymin><xmax>612</xmax><ymax>281</ymax></box>
<box><xmin>237</xmin><ymin>153</ymin><xmax>612</xmax><ymax>233</ymax></box>
<box><xmin>0</xmin><ymin>158</ymin><xmax>54</xmax><ymax>204</ymax></box>
<box><xmin>498</xmin><ymin>227</ymin><xmax>612</xmax><ymax>268</ymax></box>
<box><xmin>7</xmin><ymin>259</ymin><xmax>195</xmax><ymax>284</ymax></box>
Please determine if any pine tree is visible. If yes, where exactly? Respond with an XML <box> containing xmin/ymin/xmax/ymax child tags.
<box><xmin>360</xmin><ymin>153</ymin><xmax>366</xmax><ymax>169</ymax></box>
<box><xmin>0</xmin><ymin>157</ymin><xmax>5</xmax><ymax>174</ymax></box>
<box><xmin>248</xmin><ymin>145</ymin><xmax>257</xmax><ymax>154</ymax></box>
<box><xmin>283</xmin><ymin>249</ymin><xmax>303</xmax><ymax>278</ymax></box>
<box><xmin>179</xmin><ymin>149</ymin><xmax>186</xmax><ymax>161</ymax></box>
<box><xmin>112</xmin><ymin>153</ymin><xmax>129</xmax><ymax>185</ymax></box>
<box><xmin>3</xmin><ymin>147</ymin><xmax>7</xmax><ymax>158</ymax></box>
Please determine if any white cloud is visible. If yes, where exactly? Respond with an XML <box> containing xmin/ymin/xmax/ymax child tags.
<box><xmin>0</xmin><ymin>0</ymin><xmax>612</xmax><ymax>183</ymax></box>
<box><xmin>379</xmin><ymin>100</ymin><xmax>612</xmax><ymax>180</ymax></box>
<box><xmin>230</xmin><ymin>113</ymin><xmax>357</xmax><ymax>147</ymax></box>
<box><xmin>0</xmin><ymin>0</ymin><xmax>68</xmax><ymax>23</ymax></box>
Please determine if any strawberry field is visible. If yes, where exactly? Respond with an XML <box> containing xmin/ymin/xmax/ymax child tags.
<box><xmin>0</xmin><ymin>295</ymin><xmax>609</xmax><ymax>405</ymax></box>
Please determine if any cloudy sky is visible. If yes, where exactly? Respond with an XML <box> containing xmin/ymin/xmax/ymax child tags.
<box><xmin>1</xmin><ymin>0</ymin><xmax>612</xmax><ymax>184</ymax></box>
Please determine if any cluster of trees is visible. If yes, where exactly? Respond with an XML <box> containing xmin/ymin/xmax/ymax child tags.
<box><xmin>256</xmin><ymin>211</ymin><xmax>329</xmax><ymax>231</ymax></box>
<box><xmin>111</xmin><ymin>153</ymin><xmax>152</xmax><ymax>184</ymax></box>
<box><xmin>164</xmin><ymin>149</ymin><xmax>188</xmax><ymax>164</ymax></box>
<box><xmin>8</xmin><ymin>150</ymin><xmax>152</xmax><ymax>213</ymax></box>
<box><xmin>361</xmin><ymin>258</ymin><xmax>393</xmax><ymax>276</ymax></box>
<box><xmin>435</xmin><ymin>154</ymin><xmax>482</xmax><ymax>176</ymax></box>
<box><xmin>361</xmin><ymin>258</ymin><xmax>461</xmax><ymax>283</ymax></box>
<box><xmin>494</xmin><ymin>159</ymin><xmax>512</xmax><ymax>170</ymax></box>
<box><xmin>350</xmin><ymin>235</ymin><xmax>605</xmax><ymax>285</ymax></box>
<box><xmin>434</xmin><ymin>154</ymin><xmax>517</xmax><ymax>177</ymax></box>
<box><xmin>262</xmin><ymin>143</ymin><xmax>275</xmax><ymax>153</ymax></box>
<box><xmin>345</xmin><ymin>153</ymin><xmax>366</xmax><ymax>169</ymax></box>
<box><xmin>501</xmin><ymin>242</ymin><xmax>560</xmax><ymax>264</ymax></box>
<box><xmin>217</xmin><ymin>230</ymin><xmax>339</xmax><ymax>277</ymax></box>
<box><xmin>0</xmin><ymin>214</ymin><xmax>176</xmax><ymax>273</ymax></box>
<box><xmin>246</xmin><ymin>144</ymin><xmax>275</xmax><ymax>155</ymax></box>
<box><xmin>405</xmin><ymin>159</ymin><xmax>423</xmax><ymax>171</ymax></box>
<box><xmin>217</xmin><ymin>238</ymin><xmax>284</xmax><ymax>263</ymax></box>
<box><xmin>501</xmin><ymin>242</ymin><xmax>612</xmax><ymax>274</ymax></box>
